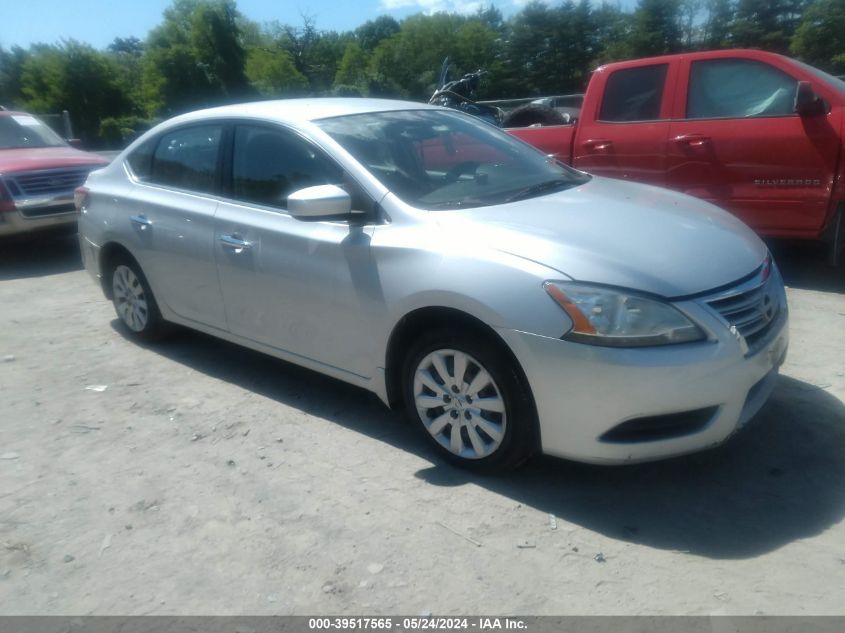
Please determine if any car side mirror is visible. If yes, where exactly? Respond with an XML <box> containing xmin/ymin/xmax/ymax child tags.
<box><xmin>287</xmin><ymin>184</ymin><xmax>353</xmax><ymax>218</ymax></box>
<box><xmin>794</xmin><ymin>81</ymin><xmax>826</xmax><ymax>116</ymax></box>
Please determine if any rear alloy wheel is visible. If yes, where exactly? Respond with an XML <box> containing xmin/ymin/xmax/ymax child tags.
<box><xmin>111</xmin><ymin>260</ymin><xmax>169</xmax><ymax>341</ymax></box>
<box><xmin>403</xmin><ymin>330</ymin><xmax>536</xmax><ymax>471</ymax></box>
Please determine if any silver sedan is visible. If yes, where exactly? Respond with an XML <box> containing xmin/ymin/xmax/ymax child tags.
<box><xmin>76</xmin><ymin>99</ymin><xmax>788</xmax><ymax>471</ymax></box>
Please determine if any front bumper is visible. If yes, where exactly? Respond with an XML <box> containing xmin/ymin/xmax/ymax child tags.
<box><xmin>496</xmin><ymin>286</ymin><xmax>789</xmax><ymax>465</ymax></box>
<box><xmin>0</xmin><ymin>207</ymin><xmax>77</xmax><ymax>237</ymax></box>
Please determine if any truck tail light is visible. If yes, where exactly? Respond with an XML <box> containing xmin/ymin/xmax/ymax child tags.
<box><xmin>74</xmin><ymin>186</ymin><xmax>90</xmax><ymax>214</ymax></box>
<box><xmin>0</xmin><ymin>178</ymin><xmax>15</xmax><ymax>214</ymax></box>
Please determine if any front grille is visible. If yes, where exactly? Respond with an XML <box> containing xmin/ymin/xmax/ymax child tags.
<box><xmin>18</xmin><ymin>203</ymin><xmax>76</xmax><ymax>218</ymax></box>
<box><xmin>8</xmin><ymin>168</ymin><xmax>91</xmax><ymax>196</ymax></box>
<box><xmin>705</xmin><ymin>274</ymin><xmax>781</xmax><ymax>353</ymax></box>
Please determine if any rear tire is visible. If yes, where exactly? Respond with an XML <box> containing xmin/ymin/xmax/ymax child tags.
<box><xmin>109</xmin><ymin>258</ymin><xmax>170</xmax><ymax>342</ymax></box>
<box><xmin>402</xmin><ymin>328</ymin><xmax>537</xmax><ymax>472</ymax></box>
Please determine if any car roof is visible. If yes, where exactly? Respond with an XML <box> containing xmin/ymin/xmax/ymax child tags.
<box><xmin>170</xmin><ymin>98</ymin><xmax>441</xmax><ymax>127</ymax></box>
<box><xmin>0</xmin><ymin>110</ymin><xmax>37</xmax><ymax>117</ymax></box>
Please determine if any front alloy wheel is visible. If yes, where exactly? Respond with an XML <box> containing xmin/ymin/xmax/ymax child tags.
<box><xmin>403</xmin><ymin>329</ymin><xmax>536</xmax><ymax>471</ymax></box>
<box><xmin>413</xmin><ymin>349</ymin><xmax>507</xmax><ymax>460</ymax></box>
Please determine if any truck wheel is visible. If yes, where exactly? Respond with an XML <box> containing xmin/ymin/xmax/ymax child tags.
<box><xmin>502</xmin><ymin>104</ymin><xmax>569</xmax><ymax>128</ymax></box>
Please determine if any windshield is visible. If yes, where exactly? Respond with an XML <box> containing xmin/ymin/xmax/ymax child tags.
<box><xmin>316</xmin><ymin>109</ymin><xmax>589</xmax><ymax>210</ymax></box>
<box><xmin>0</xmin><ymin>114</ymin><xmax>67</xmax><ymax>150</ymax></box>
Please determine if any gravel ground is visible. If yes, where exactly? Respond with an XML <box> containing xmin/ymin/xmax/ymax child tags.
<box><xmin>0</xmin><ymin>236</ymin><xmax>844</xmax><ymax>615</ymax></box>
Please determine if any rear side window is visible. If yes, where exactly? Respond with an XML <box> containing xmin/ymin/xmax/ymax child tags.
<box><xmin>231</xmin><ymin>125</ymin><xmax>343</xmax><ymax>210</ymax></box>
<box><xmin>599</xmin><ymin>64</ymin><xmax>668</xmax><ymax>122</ymax></box>
<box><xmin>148</xmin><ymin>125</ymin><xmax>223</xmax><ymax>192</ymax></box>
<box><xmin>687</xmin><ymin>59</ymin><xmax>798</xmax><ymax>119</ymax></box>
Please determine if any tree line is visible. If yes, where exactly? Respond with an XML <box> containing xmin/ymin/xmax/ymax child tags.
<box><xmin>1</xmin><ymin>0</ymin><xmax>843</xmax><ymax>148</ymax></box>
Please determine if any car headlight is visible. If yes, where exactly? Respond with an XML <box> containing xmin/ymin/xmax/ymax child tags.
<box><xmin>543</xmin><ymin>281</ymin><xmax>705</xmax><ymax>347</ymax></box>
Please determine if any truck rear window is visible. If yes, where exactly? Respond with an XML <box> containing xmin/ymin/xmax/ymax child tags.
<box><xmin>599</xmin><ymin>64</ymin><xmax>668</xmax><ymax>123</ymax></box>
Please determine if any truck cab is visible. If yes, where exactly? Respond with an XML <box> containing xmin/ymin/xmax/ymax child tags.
<box><xmin>508</xmin><ymin>49</ymin><xmax>845</xmax><ymax>256</ymax></box>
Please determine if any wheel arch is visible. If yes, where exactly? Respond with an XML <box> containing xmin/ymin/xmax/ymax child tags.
<box><xmin>98</xmin><ymin>241</ymin><xmax>140</xmax><ymax>299</ymax></box>
<box><xmin>384</xmin><ymin>306</ymin><xmax>537</xmax><ymax>423</ymax></box>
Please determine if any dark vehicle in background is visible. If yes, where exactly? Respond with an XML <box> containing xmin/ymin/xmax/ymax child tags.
<box><xmin>0</xmin><ymin>109</ymin><xmax>108</xmax><ymax>239</ymax></box>
<box><xmin>430</xmin><ymin>60</ymin><xmax>569</xmax><ymax>128</ymax></box>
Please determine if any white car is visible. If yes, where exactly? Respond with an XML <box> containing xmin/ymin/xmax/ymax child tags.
<box><xmin>77</xmin><ymin>99</ymin><xmax>788</xmax><ymax>471</ymax></box>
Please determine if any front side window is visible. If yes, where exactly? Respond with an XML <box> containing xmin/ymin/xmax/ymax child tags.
<box><xmin>149</xmin><ymin>125</ymin><xmax>223</xmax><ymax>192</ymax></box>
<box><xmin>232</xmin><ymin>125</ymin><xmax>343</xmax><ymax>209</ymax></box>
<box><xmin>317</xmin><ymin>109</ymin><xmax>588</xmax><ymax>210</ymax></box>
<box><xmin>599</xmin><ymin>64</ymin><xmax>668</xmax><ymax>122</ymax></box>
<box><xmin>687</xmin><ymin>59</ymin><xmax>798</xmax><ymax>119</ymax></box>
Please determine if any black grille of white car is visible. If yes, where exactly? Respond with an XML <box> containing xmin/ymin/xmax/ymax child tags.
<box><xmin>7</xmin><ymin>168</ymin><xmax>92</xmax><ymax>197</ymax></box>
<box><xmin>706</xmin><ymin>274</ymin><xmax>781</xmax><ymax>353</ymax></box>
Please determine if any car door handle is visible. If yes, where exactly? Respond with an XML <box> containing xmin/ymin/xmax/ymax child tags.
<box><xmin>582</xmin><ymin>138</ymin><xmax>613</xmax><ymax>151</ymax></box>
<box><xmin>219</xmin><ymin>234</ymin><xmax>253</xmax><ymax>251</ymax></box>
<box><xmin>672</xmin><ymin>134</ymin><xmax>711</xmax><ymax>147</ymax></box>
<box><xmin>130</xmin><ymin>214</ymin><xmax>152</xmax><ymax>229</ymax></box>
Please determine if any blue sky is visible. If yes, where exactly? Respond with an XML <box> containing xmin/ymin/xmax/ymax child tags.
<box><xmin>0</xmin><ymin>0</ymin><xmax>536</xmax><ymax>49</ymax></box>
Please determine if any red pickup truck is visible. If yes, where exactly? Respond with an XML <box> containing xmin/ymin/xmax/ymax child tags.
<box><xmin>506</xmin><ymin>49</ymin><xmax>845</xmax><ymax>263</ymax></box>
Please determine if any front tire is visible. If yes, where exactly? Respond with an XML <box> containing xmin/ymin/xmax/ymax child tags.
<box><xmin>402</xmin><ymin>329</ymin><xmax>537</xmax><ymax>472</ymax></box>
<box><xmin>110</xmin><ymin>259</ymin><xmax>169</xmax><ymax>341</ymax></box>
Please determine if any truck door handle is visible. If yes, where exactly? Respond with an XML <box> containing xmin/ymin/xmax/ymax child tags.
<box><xmin>219</xmin><ymin>234</ymin><xmax>253</xmax><ymax>252</ymax></box>
<box><xmin>673</xmin><ymin>134</ymin><xmax>711</xmax><ymax>147</ymax></box>
<box><xmin>582</xmin><ymin>139</ymin><xmax>613</xmax><ymax>151</ymax></box>
<box><xmin>130</xmin><ymin>214</ymin><xmax>152</xmax><ymax>230</ymax></box>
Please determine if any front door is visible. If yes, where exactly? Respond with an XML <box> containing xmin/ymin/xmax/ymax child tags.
<box><xmin>213</xmin><ymin>123</ymin><xmax>378</xmax><ymax>379</ymax></box>
<box><xmin>667</xmin><ymin>57</ymin><xmax>841</xmax><ymax>235</ymax></box>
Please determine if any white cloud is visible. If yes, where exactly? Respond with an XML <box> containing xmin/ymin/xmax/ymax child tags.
<box><xmin>379</xmin><ymin>0</ymin><xmax>487</xmax><ymax>15</ymax></box>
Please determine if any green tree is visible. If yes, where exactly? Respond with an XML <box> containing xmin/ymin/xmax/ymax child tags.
<box><xmin>355</xmin><ymin>16</ymin><xmax>400</xmax><ymax>52</ymax></box>
<box><xmin>369</xmin><ymin>13</ymin><xmax>495</xmax><ymax>99</ymax></box>
<box><xmin>334</xmin><ymin>41</ymin><xmax>370</xmax><ymax>92</ymax></box>
<box><xmin>591</xmin><ymin>3</ymin><xmax>632</xmax><ymax>64</ymax></box>
<box><xmin>627</xmin><ymin>0</ymin><xmax>683</xmax><ymax>57</ymax></box>
<box><xmin>20</xmin><ymin>41</ymin><xmax>131</xmax><ymax>145</ymax></box>
<box><xmin>245</xmin><ymin>47</ymin><xmax>308</xmax><ymax>96</ymax></box>
<box><xmin>702</xmin><ymin>0</ymin><xmax>735</xmax><ymax>48</ymax></box>
<box><xmin>791</xmin><ymin>0</ymin><xmax>845</xmax><ymax>72</ymax></box>
<box><xmin>141</xmin><ymin>0</ymin><xmax>251</xmax><ymax>116</ymax></box>
<box><xmin>731</xmin><ymin>0</ymin><xmax>809</xmax><ymax>52</ymax></box>
<box><xmin>0</xmin><ymin>45</ymin><xmax>29</xmax><ymax>108</ymax></box>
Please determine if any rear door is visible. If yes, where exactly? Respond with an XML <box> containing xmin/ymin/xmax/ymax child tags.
<box><xmin>666</xmin><ymin>55</ymin><xmax>841</xmax><ymax>236</ymax></box>
<box><xmin>122</xmin><ymin>123</ymin><xmax>227</xmax><ymax>330</ymax></box>
<box><xmin>574</xmin><ymin>61</ymin><xmax>678</xmax><ymax>185</ymax></box>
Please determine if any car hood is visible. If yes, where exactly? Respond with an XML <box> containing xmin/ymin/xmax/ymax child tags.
<box><xmin>435</xmin><ymin>176</ymin><xmax>767</xmax><ymax>298</ymax></box>
<box><xmin>0</xmin><ymin>146</ymin><xmax>109</xmax><ymax>174</ymax></box>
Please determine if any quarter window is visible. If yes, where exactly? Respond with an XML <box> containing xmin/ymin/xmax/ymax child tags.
<box><xmin>687</xmin><ymin>59</ymin><xmax>798</xmax><ymax>119</ymax></box>
<box><xmin>599</xmin><ymin>64</ymin><xmax>668</xmax><ymax>122</ymax></box>
<box><xmin>232</xmin><ymin>125</ymin><xmax>343</xmax><ymax>210</ymax></box>
<box><xmin>125</xmin><ymin>137</ymin><xmax>156</xmax><ymax>181</ymax></box>
<box><xmin>149</xmin><ymin>125</ymin><xmax>223</xmax><ymax>192</ymax></box>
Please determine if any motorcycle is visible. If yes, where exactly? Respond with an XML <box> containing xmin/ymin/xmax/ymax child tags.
<box><xmin>428</xmin><ymin>59</ymin><xmax>570</xmax><ymax>128</ymax></box>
